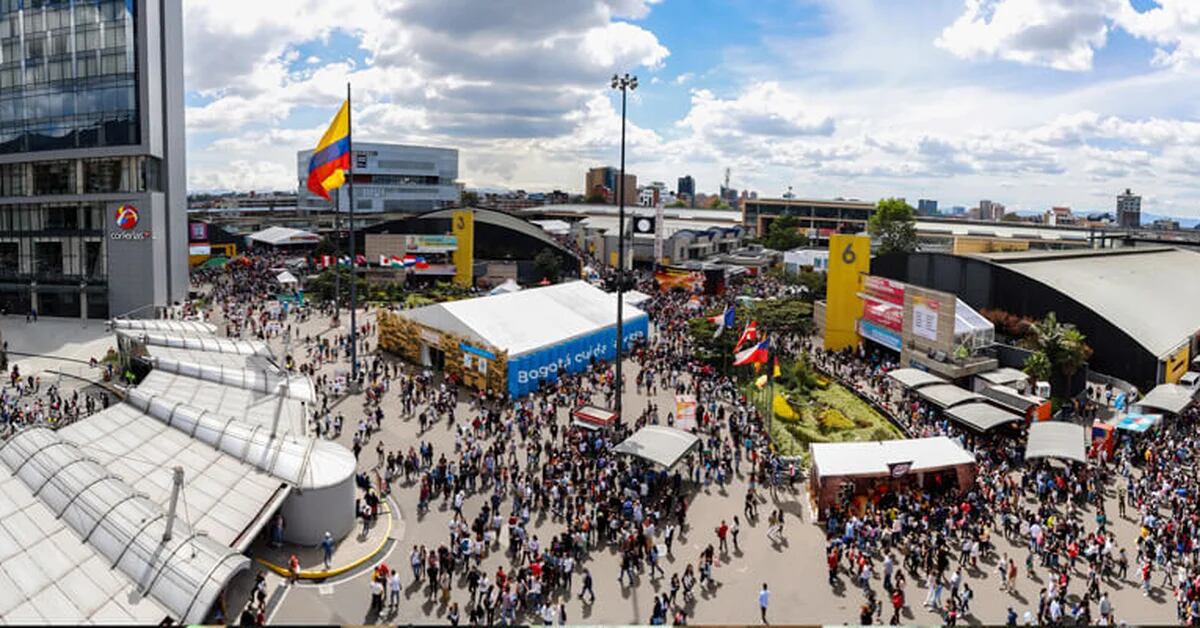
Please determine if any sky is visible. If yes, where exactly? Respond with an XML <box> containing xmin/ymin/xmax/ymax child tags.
<box><xmin>183</xmin><ymin>0</ymin><xmax>1200</xmax><ymax>218</ymax></box>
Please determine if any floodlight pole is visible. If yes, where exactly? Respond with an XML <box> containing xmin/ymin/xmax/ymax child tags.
<box><xmin>611</xmin><ymin>73</ymin><xmax>636</xmax><ymax>419</ymax></box>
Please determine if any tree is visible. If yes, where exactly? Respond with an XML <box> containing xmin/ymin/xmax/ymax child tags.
<box><xmin>460</xmin><ymin>190</ymin><xmax>480</xmax><ymax>207</ymax></box>
<box><xmin>868</xmin><ymin>197</ymin><xmax>918</xmax><ymax>255</ymax></box>
<box><xmin>748</xmin><ymin>298</ymin><xmax>814</xmax><ymax>337</ymax></box>
<box><xmin>533</xmin><ymin>248</ymin><xmax>562</xmax><ymax>283</ymax></box>
<box><xmin>308</xmin><ymin>266</ymin><xmax>368</xmax><ymax>304</ymax></box>
<box><xmin>585</xmin><ymin>192</ymin><xmax>608</xmax><ymax>204</ymax></box>
<box><xmin>707</xmin><ymin>196</ymin><xmax>732</xmax><ymax>210</ymax></box>
<box><xmin>761</xmin><ymin>214</ymin><xmax>809</xmax><ymax>251</ymax></box>
<box><xmin>1000</xmin><ymin>212</ymin><xmax>1023</xmax><ymax>222</ymax></box>
<box><xmin>311</xmin><ymin>236</ymin><xmax>339</xmax><ymax>258</ymax></box>
<box><xmin>1022</xmin><ymin>351</ymin><xmax>1052</xmax><ymax>382</ymax></box>
<box><xmin>667</xmin><ymin>199</ymin><xmax>689</xmax><ymax>208</ymax></box>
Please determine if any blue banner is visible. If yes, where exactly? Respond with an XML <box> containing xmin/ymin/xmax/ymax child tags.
<box><xmin>859</xmin><ymin>319</ymin><xmax>902</xmax><ymax>352</ymax></box>
<box><xmin>506</xmin><ymin>314</ymin><xmax>649</xmax><ymax>397</ymax></box>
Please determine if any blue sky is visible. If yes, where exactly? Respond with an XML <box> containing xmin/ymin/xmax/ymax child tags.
<box><xmin>182</xmin><ymin>0</ymin><xmax>1200</xmax><ymax>218</ymax></box>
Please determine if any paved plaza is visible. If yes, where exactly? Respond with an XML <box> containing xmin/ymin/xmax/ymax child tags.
<box><xmin>231</xmin><ymin>306</ymin><xmax>1179</xmax><ymax>626</ymax></box>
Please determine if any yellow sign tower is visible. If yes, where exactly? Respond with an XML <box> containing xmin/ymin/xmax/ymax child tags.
<box><xmin>451</xmin><ymin>209</ymin><xmax>474</xmax><ymax>288</ymax></box>
<box><xmin>823</xmin><ymin>233</ymin><xmax>871</xmax><ymax>350</ymax></box>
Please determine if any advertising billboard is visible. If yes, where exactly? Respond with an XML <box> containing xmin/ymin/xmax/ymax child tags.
<box><xmin>1163</xmin><ymin>343</ymin><xmax>1190</xmax><ymax>384</ymax></box>
<box><xmin>859</xmin><ymin>320</ymin><xmax>902</xmax><ymax>352</ymax></box>
<box><xmin>506</xmin><ymin>313</ymin><xmax>649</xmax><ymax>397</ymax></box>
<box><xmin>912</xmin><ymin>295</ymin><xmax>940</xmax><ymax>342</ymax></box>
<box><xmin>863</xmin><ymin>299</ymin><xmax>903</xmax><ymax>332</ymax></box>
<box><xmin>189</xmin><ymin>222</ymin><xmax>209</xmax><ymax>242</ymax></box>
<box><xmin>863</xmin><ymin>275</ymin><xmax>905</xmax><ymax>304</ymax></box>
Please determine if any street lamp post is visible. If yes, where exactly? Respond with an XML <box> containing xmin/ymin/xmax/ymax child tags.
<box><xmin>611</xmin><ymin>72</ymin><xmax>636</xmax><ymax>420</ymax></box>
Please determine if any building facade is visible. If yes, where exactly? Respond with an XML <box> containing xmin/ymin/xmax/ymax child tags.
<box><xmin>0</xmin><ymin>0</ymin><xmax>187</xmax><ymax>319</ymax></box>
<box><xmin>917</xmin><ymin>199</ymin><xmax>938</xmax><ymax>216</ymax></box>
<box><xmin>677</xmin><ymin>175</ymin><xmax>694</xmax><ymax>207</ymax></box>
<box><xmin>297</xmin><ymin>142</ymin><xmax>459</xmax><ymax>214</ymax></box>
<box><xmin>742</xmin><ymin>197</ymin><xmax>875</xmax><ymax>238</ymax></box>
<box><xmin>585</xmin><ymin>166</ymin><xmax>636</xmax><ymax>205</ymax></box>
<box><xmin>1117</xmin><ymin>188</ymin><xmax>1141</xmax><ymax>228</ymax></box>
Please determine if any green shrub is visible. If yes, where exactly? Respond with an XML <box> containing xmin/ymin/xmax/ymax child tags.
<box><xmin>818</xmin><ymin>408</ymin><xmax>855</xmax><ymax>432</ymax></box>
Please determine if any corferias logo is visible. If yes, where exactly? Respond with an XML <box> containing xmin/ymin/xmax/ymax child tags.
<box><xmin>115</xmin><ymin>204</ymin><xmax>139</xmax><ymax>229</ymax></box>
<box><xmin>111</xmin><ymin>204</ymin><xmax>151</xmax><ymax>240</ymax></box>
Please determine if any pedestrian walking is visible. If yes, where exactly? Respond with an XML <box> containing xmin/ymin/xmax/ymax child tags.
<box><xmin>758</xmin><ymin>582</ymin><xmax>770</xmax><ymax>624</ymax></box>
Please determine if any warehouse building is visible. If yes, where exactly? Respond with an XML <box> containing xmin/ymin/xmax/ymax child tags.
<box><xmin>871</xmin><ymin>247</ymin><xmax>1200</xmax><ymax>389</ymax></box>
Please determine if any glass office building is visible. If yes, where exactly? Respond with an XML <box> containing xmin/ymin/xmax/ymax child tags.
<box><xmin>0</xmin><ymin>0</ymin><xmax>186</xmax><ymax>319</ymax></box>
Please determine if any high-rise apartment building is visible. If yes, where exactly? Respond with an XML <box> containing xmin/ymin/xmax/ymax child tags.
<box><xmin>0</xmin><ymin>0</ymin><xmax>187</xmax><ymax>319</ymax></box>
<box><xmin>917</xmin><ymin>199</ymin><xmax>938</xmax><ymax>216</ymax></box>
<box><xmin>677</xmin><ymin>175</ymin><xmax>694</xmax><ymax>207</ymax></box>
<box><xmin>978</xmin><ymin>200</ymin><xmax>1005</xmax><ymax>221</ymax></box>
<box><xmin>585</xmin><ymin>166</ymin><xmax>636</xmax><ymax>205</ymax></box>
<box><xmin>297</xmin><ymin>142</ymin><xmax>459</xmax><ymax>214</ymax></box>
<box><xmin>1117</xmin><ymin>188</ymin><xmax>1141</xmax><ymax>228</ymax></box>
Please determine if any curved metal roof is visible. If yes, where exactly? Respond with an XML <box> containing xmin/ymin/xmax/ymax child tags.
<box><xmin>122</xmin><ymin>331</ymin><xmax>272</xmax><ymax>357</ymax></box>
<box><xmin>124</xmin><ymin>388</ymin><xmax>355</xmax><ymax>491</ymax></box>
<box><xmin>0</xmin><ymin>428</ymin><xmax>249</xmax><ymax>624</ymax></box>
<box><xmin>111</xmin><ymin>319</ymin><xmax>219</xmax><ymax>335</ymax></box>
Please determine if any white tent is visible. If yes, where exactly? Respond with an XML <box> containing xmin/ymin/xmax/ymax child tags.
<box><xmin>248</xmin><ymin>226</ymin><xmax>321</xmax><ymax>247</ymax></box>
<box><xmin>811</xmin><ymin>436</ymin><xmax>975</xmax><ymax>479</ymax></box>
<box><xmin>623</xmin><ymin>290</ymin><xmax>653</xmax><ymax>307</ymax></box>
<box><xmin>403</xmin><ymin>281</ymin><xmax>646</xmax><ymax>358</ymax></box>
<box><xmin>1136</xmin><ymin>383</ymin><xmax>1196</xmax><ymax>415</ymax></box>
<box><xmin>1025</xmin><ymin>421</ymin><xmax>1087</xmax><ymax>463</ymax></box>
<box><xmin>488</xmin><ymin>279</ymin><xmax>521</xmax><ymax>296</ymax></box>
<box><xmin>276</xmin><ymin>270</ymin><xmax>298</xmax><ymax>285</ymax></box>
<box><xmin>612</xmin><ymin>426</ymin><xmax>700</xmax><ymax>469</ymax></box>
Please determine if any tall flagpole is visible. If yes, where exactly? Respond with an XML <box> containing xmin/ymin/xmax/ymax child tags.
<box><xmin>347</xmin><ymin>82</ymin><xmax>359</xmax><ymax>387</ymax></box>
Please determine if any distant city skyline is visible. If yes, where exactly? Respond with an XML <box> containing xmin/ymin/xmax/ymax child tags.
<box><xmin>183</xmin><ymin>0</ymin><xmax>1200</xmax><ymax>219</ymax></box>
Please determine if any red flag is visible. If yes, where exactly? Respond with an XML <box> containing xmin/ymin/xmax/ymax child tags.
<box><xmin>734</xmin><ymin>321</ymin><xmax>758</xmax><ymax>352</ymax></box>
<box><xmin>733</xmin><ymin>339</ymin><xmax>770</xmax><ymax>366</ymax></box>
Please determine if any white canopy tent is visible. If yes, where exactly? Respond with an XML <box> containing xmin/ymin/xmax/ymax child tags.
<box><xmin>276</xmin><ymin>270</ymin><xmax>299</xmax><ymax>285</ymax></box>
<box><xmin>248</xmin><ymin>226</ymin><xmax>321</xmax><ymax>247</ymax></box>
<box><xmin>623</xmin><ymin>290</ymin><xmax>653</xmax><ymax>307</ymax></box>
<box><xmin>1136</xmin><ymin>383</ymin><xmax>1196</xmax><ymax>415</ymax></box>
<box><xmin>612</xmin><ymin>426</ymin><xmax>700</xmax><ymax>469</ymax></box>
<box><xmin>811</xmin><ymin>436</ymin><xmax>975</xmax><ymax>479</ymax></box>
<box><xmin>488</xmin><ymin>279</ymin><xmax>521</xmax><ymax>296</ymax></box>
<box><xmin>1025</xmin><ymin>421</ymin><xmax>1088</xmax><ymax>464</ymax></box>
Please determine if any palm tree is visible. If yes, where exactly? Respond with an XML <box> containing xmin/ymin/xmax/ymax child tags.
<box><xmin>1023</xmin><ymin>312</ymin><xmax>1093</xmax><ymax>397</ymax></box>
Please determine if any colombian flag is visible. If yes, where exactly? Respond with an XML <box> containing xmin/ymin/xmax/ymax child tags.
<box><xmin>306</xmin><ymin>101</ymin><xmax>351</xmax><ymax>200</ymax></box>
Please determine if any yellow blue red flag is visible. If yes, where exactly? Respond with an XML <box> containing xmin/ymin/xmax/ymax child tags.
<box><xmin>306</xmin><ymin>101</ymin><xmax>350</xmax><ymax>200</ymax></box>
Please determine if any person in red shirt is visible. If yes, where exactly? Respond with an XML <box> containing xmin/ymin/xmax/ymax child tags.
<box><xmin>716</xmin><ymin>520</ymin><xmax>730</xmax><ymax>554</ymax></box>
<box><xmin>890</xmin><ymin>587</ymin><xmax>905</xmax><ymax>624</ymax></box>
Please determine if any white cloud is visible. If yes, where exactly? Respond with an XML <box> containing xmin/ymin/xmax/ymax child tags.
<box><xmin>673</xmin><ymin>72</ymin><xmax>694</xmax><ymax>85</ymax></box>
<box><xmin>1113</xmin><ymin>0</ymin><xmax>1200</xmax><ymax>68</ymax></box>
<box><xmin>935</xmin><ymin>0</ymin><xmax>1119</xmax><ymax>71</ymax></box>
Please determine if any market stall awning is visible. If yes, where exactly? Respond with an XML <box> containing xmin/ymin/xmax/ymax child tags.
<box><xmin>572</xmin><ymin>405</ymin><xmax>617</xmax><ymax>431</ymax></box>
<box><xmin>886</xmin><ymin>368</ymin><xmax>946</xmax><ymax>390</ymax></box>
<box><xmin>980</xmin><ymin>384</ymin><xmax>1044</xmax><ymax>413</ymax></box>
<box><xmin>1025</xmin><ymin>421</ymin><xmax>1087</xmax><ymax>464</ymax></box>
<box><xmin>1136</xmin><ymin>383</ymin><xmax>1196</xmax><ymax>415</ymax></box>
<box><xmin>976</xmin><ymin>367</ymin><xmax>1029</xmax><ymax>387</ymax></box>
<box><xmin>916</xmin><ymin>384</ymin><xmax>983</xmax><ymax>409</ymax></box>
<box><xmin>612</xmin><ymin>426</ymin><xmax>700</xmax><ymax>469</ymax></box>
<box><xmin>811</xmin><ymin>436</ymin><xmax>975</xmax><ymax>479</ymax></box>
<box><xmin>1115</xmin><ymin>412</ymin><xmax>1161</xmax><ymax>433</ymax></box>
<box><xmin>276</xmin><ymin>270</ymin><xmax>298</xmax><ymax>285</ymax></box>
<box><xmin>199</xmin><ymin>256</ymin><xmax>229</xmax><ymax>269</ymax></box>
<box><xmin>945</xmin><ymin>401</ymin><xmax>1024</xmax><ymax>432</ymax></box>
